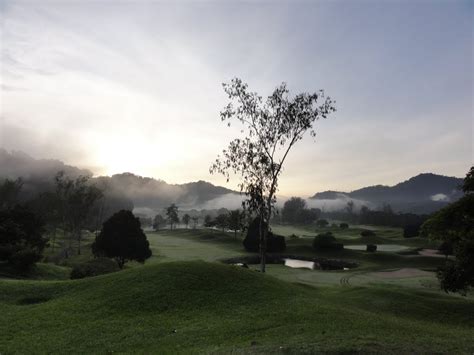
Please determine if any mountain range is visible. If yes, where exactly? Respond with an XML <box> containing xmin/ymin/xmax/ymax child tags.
<box><xmin>310</xmin><ymin>173</ymin><xmax>464</xmax><ymax>214</ymax></box>
<box><xmin>0</xmin><ymin>149</ymin><xmax>465</xmax><ymax>214</ymax></box>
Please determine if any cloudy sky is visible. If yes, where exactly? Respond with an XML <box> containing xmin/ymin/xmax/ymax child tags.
<box><xmin>0</xmin><ymin>0</ymin><xmax>472</xmax><ymax>196</ymax></box>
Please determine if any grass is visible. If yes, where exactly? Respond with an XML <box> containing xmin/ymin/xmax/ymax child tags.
<box><xmin>1</xmin><ymin>261</ymin><xmax>473</xmax><ymax>353</ymax></box>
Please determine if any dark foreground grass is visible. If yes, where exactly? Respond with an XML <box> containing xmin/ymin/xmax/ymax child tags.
<box><xmin>1</xmin><ymin>261</ymin><xmax>473</xmax><ymax>354</ymax></box>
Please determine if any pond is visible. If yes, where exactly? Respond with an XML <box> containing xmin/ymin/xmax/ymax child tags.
<box><xmin>344</xmin><ymin>244</ymin><xmax>410</xmax><ymax>252</ymax></box>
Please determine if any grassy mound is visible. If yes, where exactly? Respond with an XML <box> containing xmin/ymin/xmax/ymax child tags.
<box><xmin>1</xmin><ymin>261</ymin><xmax>473</xmax><ymax>353</ymax></box>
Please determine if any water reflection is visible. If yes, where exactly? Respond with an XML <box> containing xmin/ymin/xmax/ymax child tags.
<box><xmin>284</xmin><ymin>258</ymin><xmax>317</xmax><ymax>270</ymax></box>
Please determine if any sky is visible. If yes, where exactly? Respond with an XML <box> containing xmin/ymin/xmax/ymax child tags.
<box><xmin>0</xmin><ymin>0</ymin><xmax>472</xmax><ymax>197</ymax></box>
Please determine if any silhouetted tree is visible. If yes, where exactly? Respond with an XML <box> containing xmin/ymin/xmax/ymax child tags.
<box><xmin>166</xmin><ymin>204</ymin><xmax>179</xmax><ymax>230</ymax></box>
<box><xmin>243</xmin><ymin>217</ymin><xmax>286</xmax><ymax>253</ymax></box>
<box><xmin>0</xmin><ymin>206</ymin><xmax>47</xmax><ymax>271</ymax></box>
<box><xmin>182</xmin><ymin>214</ymin><xmax>191</xmax><ymax>229</ymax></box>
<box><xmin>421</xmin><ymin>166</ymin><xmax>474</xmax><ymax>295</ymax></box>
<box><xmin>153</xmin><ymin>214</ymin><xmax>166</xmax><ymax>231</ymax></box>
<box><xmin>191</xmin><ymin>216</ymin><xmax>199</xmax><ymax>229</ymax></box>
<box><xmin>228</xmin><ymin>209</ymin><xmax>243</xmax><ymax>239</ymax></box>
<box><xmin>339</xmin><ymin>223</ymin><xmax>349</xmax><ymax>229</ymax></box>
<box><xmin>0</xmin><ymin>178</ymin><xmax>23</xmax><ymax>209</ymax></box>
<box><xmin>215</xmin><ymin>214</ymin><xmax>228</xmax><ymax>232</ymax></box>
<box><xmin>210</xmin><ymin>78</ymin><xmax>335</xmax><ymax>272</ymax></box>
<box><xmin>204</xmin><ymin>215</ymin><xmax>214</xmax><ymax>228</ymax></box>
<box><xmin>92</xmin><ymin>210</ymin><xmax>152</xmax><ymax>269</ymax></box>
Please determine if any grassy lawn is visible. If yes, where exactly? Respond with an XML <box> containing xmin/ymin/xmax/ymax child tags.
<box><xmin>1</xmin><ymin>261</ymin><xmax>473</xmax><ymax>354</ymax></box>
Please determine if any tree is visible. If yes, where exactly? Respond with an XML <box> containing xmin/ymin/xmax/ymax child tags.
<box><xmin>204</xmin><ymin>215</ymin><xmax>214</xmax><ymax>228</ymax></box>
<box><xmin>243</xmin><ymin>217</ymin><xmax>286</xmax><ymax>253</ymax></box>
<box><xmin>0</xmin><ymin>206</ymin><xmax>48</xmax><ymax>271</ymax></box>
<box><xmin>166</xmin><ymin>204</ymin><xmax>179</xmax><ymax>230</ymax></box>
<box><xmin>210</xmin><ymin>78</ymin><xmax>335</xmax><ymax>272</ymax></box>
<box><xmin>153</xmin><ymin>214</ymin><xmax>166</xmax><ymax>231</ymax></box>
<box><xmin>281</xmin><ymin>197</ymin><xmax>306</xmax><ymax>224</ymax></box>
<box><xmin>215</xmin><ymin>214</ymin><xmax>228</xmax><ymax>232</ymax></box>
<box><xmin>191</xmin><ymin>216</ymin><xmax>199</xmax><ymax>229</ymax></box>
<box><xmin>92</xmin><ymin>210</ymin><xmax>152</xmax><ymax>269</ymax></box>
<box><xmin>421</xmin><ymin>166</ymin><xmax>474</xmax><ymax>295</ymax></box>
<box><xmin>228</xmin><ymin>209</ymin><xmax>243</xmax><ymax>239</ymax></box>
<box><xmin>345</xmin><ymin>200</ymin><xmax>354</xmax><ymax>214</ymax></box>
<box><xmin>316</xmin><ymin>219</ymin><xmax>329</xmax><ymax>228</ymax></box>
<box><xmin>182</xmin><ymin>214</ymin><xmax>191</xmax><ymax>229</ymax></box>
<box><xmin>0</xmin><ymin>178</ymin><xmax>23</xmax><ymax>209</ymax></box>
<box><xmin>54</xmin><ymin>171</ymin><xmax>103</xmax><ymax>255</ymax></box>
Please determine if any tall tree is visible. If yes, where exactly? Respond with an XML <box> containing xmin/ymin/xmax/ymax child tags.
<box><xmin>215</xmin><ymin>214</ymin><xmax>228</xmax><ymax>233</ymax></box>
<box><xmin>211</xmin><ymin>78</ymin><xmax>335</xmax><ymax>272</ymax></box>
<box><xmin>182</xmin><ymin>214</ymin><xmax>191</xmax><ymax>229</ymax></box>
<box><xmin>166</xmin><ymin>204</ymin><xmax>179</xmax><ymax>230</ymax></box>
<box><xmin>55</xmin><ymin>171</ymin><xmax>103</xmax><ymax>255</ymax></box>
<box><xmin>227</xmin><ymin>209</ymin><xmax>243</xmax><ymax>239</ymax></box>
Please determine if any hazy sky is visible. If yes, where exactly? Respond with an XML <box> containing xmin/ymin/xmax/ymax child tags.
<box><xmin>0</xmin><ymin>0</ymin><xmax>472</xmax><ymax>196</ymax></box>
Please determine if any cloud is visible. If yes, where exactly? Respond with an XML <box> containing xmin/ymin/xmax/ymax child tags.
<box><xmin>430</xmin><ymin>193</ymin><xmax>450</xmax><ymax>202</ymax></box>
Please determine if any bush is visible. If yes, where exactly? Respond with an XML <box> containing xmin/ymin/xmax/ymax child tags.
<box><xmin>339</xmin><ymin>223</ymin><xmax>349</xmax><ymax>229</ymax></box>
<box><xmin>366</xmin><ymin>244</ymin><xmax>377</xmax><ymax>252</ymax></box>
<box><xmin>289</xmin><ymin>234</ymin><xmax>299</xmax><ymax>240</ymax></box>
<box><xmin>70</xmin><ymin>257</ymin><xmax>120</xmax><ymax>279</ymax></box>
<box><xmin>403</xmin><ymin>224</ymin><xmax>421</xmax><ymax>238</ymax></box>
<box><xmin>243</xmin><ymin>217</ymin><xmax>286</xmax><ymax>253</ymax></box>
<box><xmin>316</xmin><ymin>219</ymin><xmax>329</xmax><ymax>228</ymax></box>
<box><xmin>360</xmin><ymin>230</ymin><xmax>376</xmax><ymax>237</ymax></box>
<box><xmin>312</xmin><ymin>232</ymin><xmax>343</xmax><ymax>250</ymax></box>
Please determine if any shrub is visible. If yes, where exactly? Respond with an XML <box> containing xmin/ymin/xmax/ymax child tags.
<box><xmin>366</xmin><ymin>244</ymin><xmax>377</xmax><ymax>252</ymax></box>
<box><xmin>316</xmin><ymin>219</ymin><xmax>329</xmax><ymax>228</ymax></box>
<box><xmin>339</xmin><ymin>223</ymin><xmax>349</xmax><ymax>229</ymax></box>
<box><xmin>70</xmin><ymin>257</ymin><xmax>120</xmax><ymax>279</ymax></box>
<box><xmin>312</xmin><ymin>232</ymin><xmax>343</xmax><ymax>250</ymax></box>
<box><xmin>289</xmin><ymin>234</ymin><xmax>299</xmax><ymax>240</ymax></box>
<box><xmin>360</xmin><ymin>230</ymin><xmax>376</xmax><ymax>237</ymax></box>
<box><xmin>243</xmin><ymin>217</ymin><xmax>286</xmax><ymax>252</ymax></box>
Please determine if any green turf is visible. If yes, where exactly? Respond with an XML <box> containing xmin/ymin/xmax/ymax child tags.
<box><xmin>1</xmin><ymin>261</ymin><xmax>473</xmax><ymax>354</ymax></box>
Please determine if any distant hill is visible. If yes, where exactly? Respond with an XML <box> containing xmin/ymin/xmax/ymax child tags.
<box><xmin>96</xmin><ymin>173</ymin><xmax>236</xmax><ymax>209</ymax></box>
<box><xmin>0</xmin><ymin>149</ymin><xmax>238</xmax><ymax>210</ymax></box>
<box><xmin>310</xmin><ymin>173</ymin><xmax>464</xmax><ymax>214</ymax></box>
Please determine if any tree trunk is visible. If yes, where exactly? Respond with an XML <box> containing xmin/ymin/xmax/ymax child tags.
<box><xmin>77</xmin><ymin>230</ymin><xmax>81</xmax><ymax>255</ymax></box>
<box><xmin>259</xmin><ymin>211</ymin><xmax>266</xmax><ymax>273</ymax></box>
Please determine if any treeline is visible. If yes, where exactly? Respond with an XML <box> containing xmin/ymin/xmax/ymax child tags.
<box><xmin>320</xmin><ymin>208</ymin><xmax>428</xmax><ymax>229</ymax></box>
<box><xmin>0</xmin><ymin>171</ymin><xmax>134</xmax><ymax>271</ymax></box>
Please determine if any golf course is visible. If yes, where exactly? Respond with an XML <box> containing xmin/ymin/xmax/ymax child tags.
<box><xmin>1</xmin><ymin>223</ymin><xmax>473</xmax><ymax>354</ymax></box>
